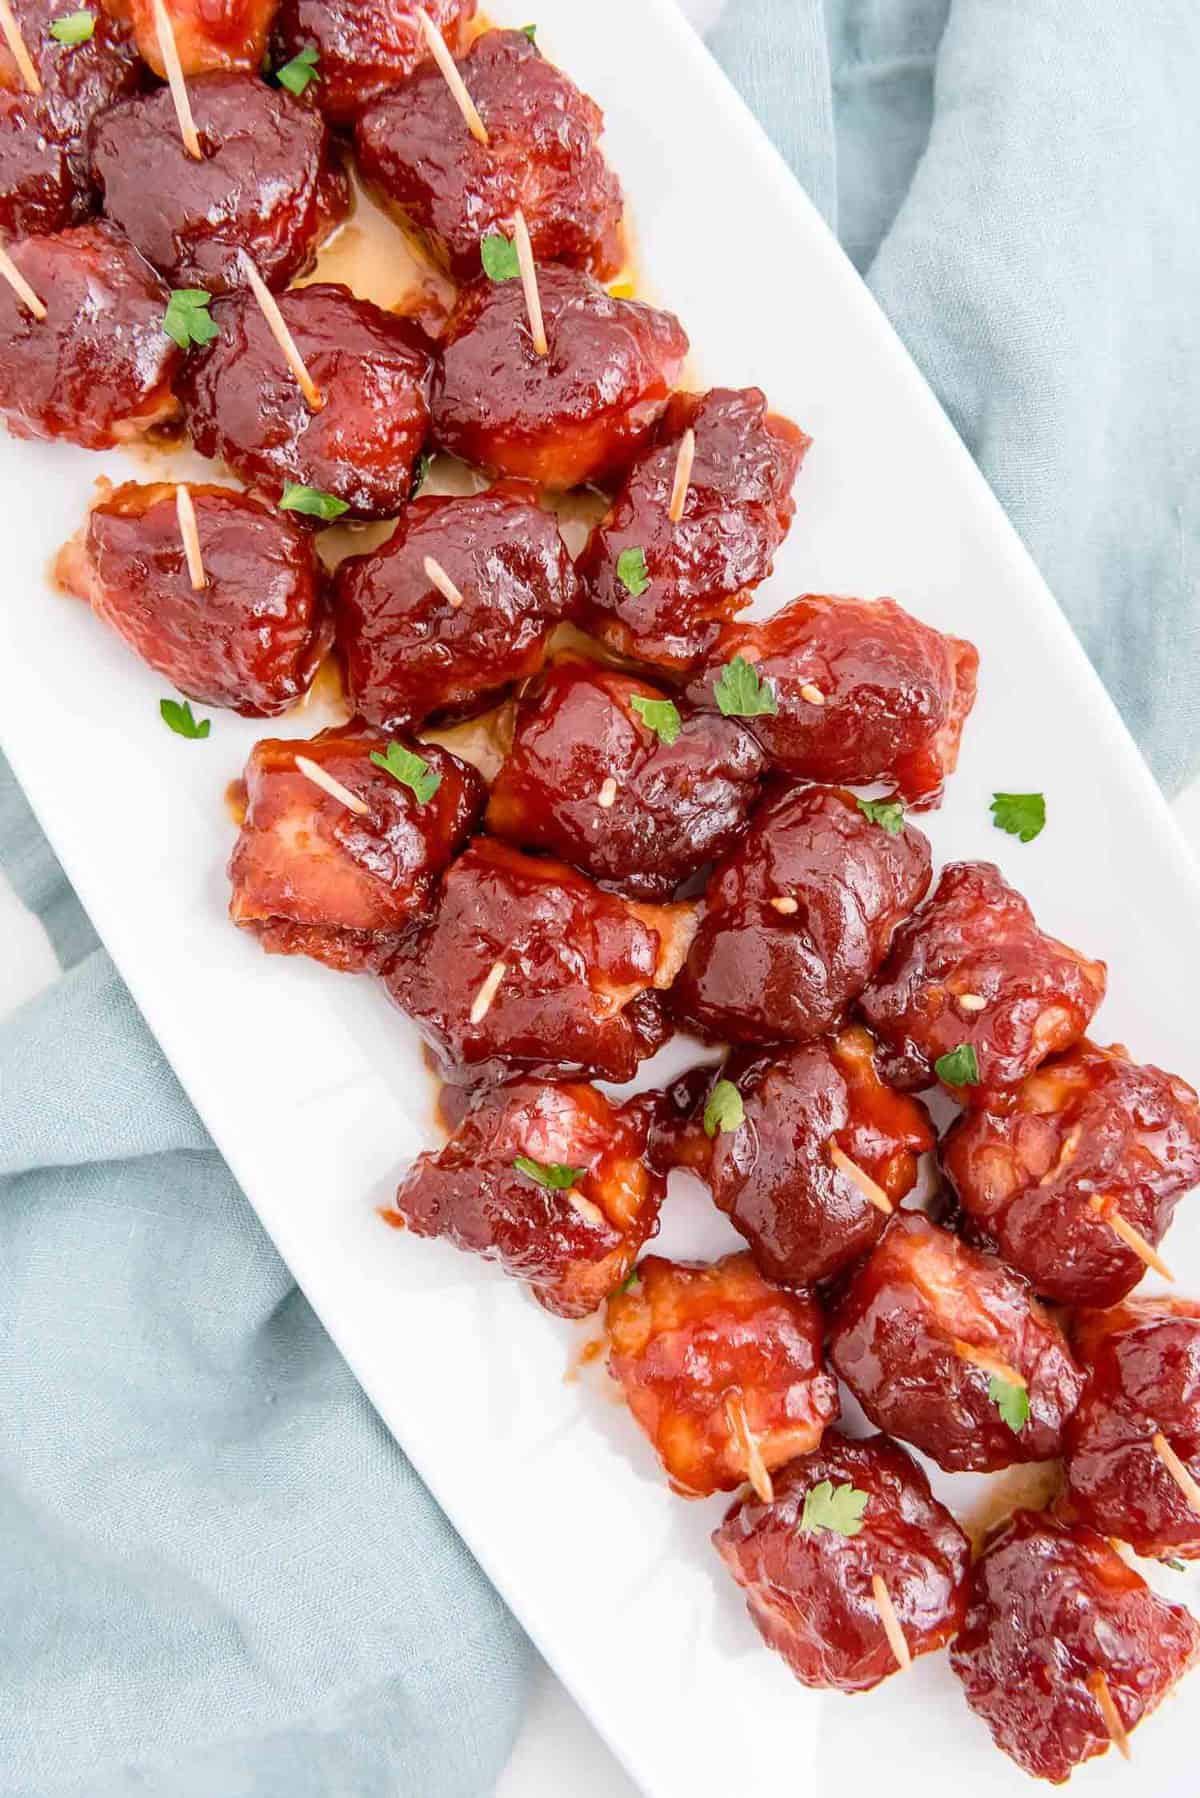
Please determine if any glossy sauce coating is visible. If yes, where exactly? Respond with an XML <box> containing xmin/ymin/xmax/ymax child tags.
<box><xmin>333</xmin><ymin>487</ymin><xmax>581</xmax><ymax>731</ymax></box>
<box><xmin>829</xmin><ymin>1210</ymin><xmax>1083</xmax><ymax>1471</ymax></box>
<box><xmin>950</xmin><ymin>1511</ymin><xmax>1200</xmax><ymax>1782</ymax></box>
<box><xmin>56</xmin><ymin>480</ymin><xmax>327</xmax><ymax>715</ymax></box>
<box><xmin>114</xmin><ymin>0</ymin><xmax>278</xmax><ymax>75</ymax></box>
<box><xmin>181</xmin><ymin>283</ymin><xmax>434</xmax><ymax>517</ymax></box>
<box><xmin>605</xmin><ymin>1252</ymin><xmax>839</xmax><ymax>1495</ymax></box>
<box><xmin>672</xmin><ymin>783</ymin><xmax>931</xmax><ymax>1044</ymax></box>
<box><xmin>860</xmin><ymin>861</ymin><xmax>1108</xmax><ymax>1108</ymax></box>
<box><xmin>485</xmin><ymin>659</ymin><xmax>766</xmax><ymax>901</ymax></box>
<box><xmin>355</xmin><ymin>28</ymin><xmax>622</xmax><ymax>282</ymax></box>
<box><xmin>942</xmin><ymin>1041</ymin><xmax>1200</xmax><ymax>1306</ymax></box>
<box><xmin>93</xmin><ymin>72</ymin><xmax>348</xmax><ymax>295</ymax></box>
<box><xmin>579</xmin><ymin>388</ymin><xmax>809</xmax><ymax>671</ymax></box>
<box><xmin>714</xmin><ymin>1432</ymin><xmax>970</xmax><ymax>1693</ymax></box>
<box><xmin>392</xmin><ymin>1080</ymin><xmax>663</xmax><ymax>1317</ymax></box>
<box><xmin>271</xmin><ymin>0</ymin><xmax>476</xmax><ymax>127</ymax></box>
<box><xmin>0</xmin><ymin>0</ymin><xmax>142</xmax><ymax>238</ymax></box>
<box><xmin>1065</xmin><ymin>1298</ymin><xmax>1200</xmax><ymax>1559</ymax></box>
<box><xmin>229</xmin><ymin>725</ymin><xmax>484</xmax><ymax>972</ymax></box>
<box><xmin>686</xmin><ymin>593</ymin><xmax>978</xmax><ymax>808</ymax></box>
<box><xmin>0</xmin><ymin>222</ymin><xmax>180</xmax><ymax>447</ymax></box>
<box><xmin>432</xmin><ymin>268</ymin><xmax>689</xmax><ymax>490</ymax></box>
<box><xmin>382</xmin><ymin>837</ymin><xmax>694</xmax><ymax>1085</ymax></box>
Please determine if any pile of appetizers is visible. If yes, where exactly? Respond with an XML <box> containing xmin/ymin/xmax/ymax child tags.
<box><xmin>3</xmin><ymin>0</ymin><xmax>1200</xmax><ymax>1782</ymax></box>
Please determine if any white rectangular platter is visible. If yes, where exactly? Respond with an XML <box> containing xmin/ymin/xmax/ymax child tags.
<box><xmin>3</xmin><ymin>2</ymin><xmax>1200</xmax><ymax>1793</ymax></box>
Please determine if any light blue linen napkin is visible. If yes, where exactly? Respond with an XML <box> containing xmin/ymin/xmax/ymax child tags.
<box><xmin>2</xmin><ymin>2</ymin><xmax>1198</xmax><ymax>1792</ymax></box>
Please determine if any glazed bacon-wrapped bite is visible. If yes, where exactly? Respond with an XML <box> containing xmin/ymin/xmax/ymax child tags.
<box><xmin>605</xmin><ymin>1253</ymin><xmax>839</xmax><ymax>1497</ymax></box>
<box><xmin>355</xmin><ymin>28</ymin><xmax>623</xmax><ymax>282</ymax></box>
<box><xmin>713</xmin><ymin>1432</ymin><xmax>970</xmax><ymax>1694</ymax></box>
<box><xmin>485</xmin><ymin>659</ymin><xmax>766</xmax><ymax>902</ymax></box>
<box><xmin>56</xmin><ymin>481</ymin><xmax>327</xmax><ymax>716</ymax></box>
<box><xmin>382</xmin><ymin>838</ymin><xmax>694</xmax><ymax>1085</ymax></box>
<box><xmin>685</xmin><ymin>593</ymin><xmax>978</xmax><ymax>809</ymax></box>
<box><xmin>92</xmin><ymin>73</ymin><xmax>348</xmax><ymax>295</ymax></box>
<box><xmin>950</xmin><ymin>1511</ymin><xmax>1200</xmax><ymax>1782</ymax></box>
<box><xmin>181</xmin><ymin>284</ymin><xmax>434</xmax><ymax>518</ymax></box>
<box><xmin>390</xmin><ymin>1080</ymin><xmax>663</xmax><ymax>1318</ymax></box>
<box><xmin>1065</xmin><ymin>1299</ymin><xmax>1200</xmax><ymax>1561</ymax></box>
<box><xmin>0</xmin><ymin>0</ymin><xmax>141</xmax><ymax>238</ymax></box>
<box><xmin>664</xmin><ymin>1030</ymin><xmax>934</xmax><ymax>1287</ymax></box>
<box><xmin>942</xmin><ymin>1041</ymin><xmax>1200</xmax><ymax>1307</ymax></box>
<box><xmin>271</xmin><ymin>0</ymin><xmax>476</xmax><ymax>128</ymax></box>
<box><xmin>433</xmin><ymin>268</ymin><xmax>688</xmax><ymax>491</ymax></box>
<box><xmin>229</xmin><ymin>726</ymin><xmax>484</xmax><ymax>973</ymax></box>
<box><xmin>671</xmin><ymin>783</ymin><xmax>931</xmax><ymax>1045</ymax></box>
<box><xmin>860</xmin><ymin>862</ymin><xmax>1108</xmax><ymax>1109</ymax></box>
<box><xmin>333</xmin><ymin>487</ymin><xmax>581</xmax><ymax>732</ymax></box>
<box><xmin>578</xmin><ymin>388</ymin><xmax>809</xmax><ymax>672</ymax></box>
<box><xmin>110</xmin><ymin>0</ymin><xmax>277</xmax><ymax>75</ymax></box>
<box><xmin>0</xmin><ymin>222</ymin><xmax>180</xmax><ymax>447</ymax></box>
<box><xmin>829</xmin><ymin>1210</ymin><xmax>1083</xmax><ymax>1472</ymax></box>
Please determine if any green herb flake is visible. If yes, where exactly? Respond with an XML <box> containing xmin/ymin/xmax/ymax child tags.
<box><xmin>49</xmin><ymin>8</ymin><xmax>94</xmax><ymax>43</ymax></box>
<box><xmin>520</xmin><ymin>22</ymin><xmax>537</xmax><ymax>41</ymax></box>
<box><xmin>369</xmin><ymin>742</ymin><xmax>442</xmax><ymax>805</ymax></box>
<box><xmin>988</xmin><ymin>1374</ymin><xmax>1031</xmax><ymax>1435</ymax></box>
<box><xmin>1164</xmin><ymin>1558</ymin><xmax>1188</xmax><ymax>1572</ymax></box>
<box><xmin>616</xmin><ymin>546</ymin><xmax>650</xmax><ymax>597</ymax></box>
<box><xmin>935</xmin><ymin>1043</ymin><xmax>981</xmax><ymax>1088</ymax></box>
<box><xmin>513</xmin><ymin>1155</ymin><xmax>587</xmax><ymax>1190</ymax></box>
<box><xmin>629</xmin><ymin>694</ymin><xmax>681</xmax><ymax>745</ymax></box>
<box><xmin>800</xmin><ymin>1480</ymin><xmax>869</xmax><ymax>1538</ymax></box>
<box><xmin>713</xmin><ymin>654</ymin><xmax>778</xmax><ymax>719</ymax></box>
<box><xmin>162</xmin><ymin>288</ymin><xmax>218</xmax><ymax>350</ymax></box>
<box><xmin>409</xmin><ymin>450</ymin><xmax>432</xmax><ymax>500</ymax></box>
<box><xmin>279</xmin><ymin>484</ymin><xmax>350</xmax><ymax>522</ymax></box>
<box><xmin>276</xmin><ymin>43</ymin><xmax>320</xmax><ymax>95</ymax></box>
<box><xmin>991</xmin><ymin>791</ymin><xmax>1046</xmax><ymax>845</ymax></box>
<box><xmin>856</xmin><ymin>797</ymin><xmax>906</xmax><ymax>836</ymax></box>
<box><xmin>160</xmin><ymin>697</ymin><xmax>210</xmax><ymax>740</ymax></box>
<box><xmin>481</xmin><ymin>231</ymin><xmax>520</xmax><ymax>282</ymax></box>
<box><xmin>703</xmin><ymin>1078</ymin><xmax>744</xmax><ymax>1139</ymax></box>
<box><xmin>614</xmin><ymin>1265</ymin><xmax>640</xmax><ymax>1295</ymax></box>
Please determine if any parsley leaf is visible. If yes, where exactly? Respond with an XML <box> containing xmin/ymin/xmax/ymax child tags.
<box><xmin>276</xmin><ymin>43</ymin><xmax>320</xmax><ymax>94</ymax></box>
<box><xmin>629</xmin><ymin>694</ymin><xmax>681</xmax><ymax>744</ymax></box>
<box><xmin>935</xmin><ymin>1043</ymin><xmax>980</xmax><ymax>1087</ymax></box>
<box><xmin>49</xmin><ymin>8</ymin><xmax>94</xmax><ymax>43</ymax></box>
<box><xmin>1164</xmin><ymin>1558</ymin><xmax>1188</xmax><ymax>1572</ymax></box>
<box><xmin>800</xmin><ymin>1480</ymin><xmax>869</xmax><ymax>1537</ymax></box>
<box><xmin>703</xmin><ymin>1078</ymin><xmax>744</xmax><ymax>1138</ymax></box>
<box><xmin>162</xmin><ymin>288</ymin><xmax>218</xmax><ymax>350</ymax></box>
<box><xmin>713</xmin><ymin>655</ymin><xmax>778</xmax><ymax>719</ymax></box>
<box><xmin>520</xmin><ymin>22</ymin><xmax>537</xmax><ymax>40</ymax></box>
<box><xmin>160</xmin><ymin>697</ymin><xmax>210</xmax><ymax>739</ymax></box>
<box><xmin>991</xmin><ymin>791</ymin><xmax>1046</xmax><ymax>845</ymax></box>
<box><xmin>481</xmin><ymin>231</ymin><xmax>520</xmax><ymax>282</ymax></box>
<box><xmin>856</xmin><ymin>797</ymin><xmax>905</xmax><ymax>836</ymax></box>
<box><xmin>614</xmin><ymin>1265</ymin><xmax>640</xmax><ymax>1295</ymax></box>
<box><xmin>280</xmin><ymin>484</ymin><xmax>350</xmax><ymax>521</ymax></box>
<box><xmin>369</xmin><ymin>742</ymin><xmax>442</xmax><ymax>805</ymax></box>
<box><xmin>616</xmin><ymin>546</ymin><xmax>650</xmax><ymax>597</ymax></box>
<box><xmin>513</xmin><ymin>1155</ymin><xmax>587</xmax><ymax>1190</ymax></box>
<box><xmin>988</xmin><ymin>1374</ymin><xmax>1030</xmax><ymax>1434</ymax></box>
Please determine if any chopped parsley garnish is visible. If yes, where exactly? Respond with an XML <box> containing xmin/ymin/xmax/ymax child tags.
<box><xmin>276</xmin><ymin>44</ymin><xmax>320</xmax><ymax>95</ymax></box>
<box><xmin>856</xmin><ymin>797</ymin><xmax>905</xmax><ymax>836</ymax></box>
<box><xmin>481</xmin><ymin>231</ymin><xmax>520</xmax><ymax>282</ymax></box>
<box><xmin>988</xmin><ymin>1374</ymin><xmax>1030</xmax><ymax>1434</ymax></box>
<box><xmin>49</xmin><ymin>9</ymin><xmax>94</xmax><ymax>43</ymax></box>
<box><xmin>991</xmin><ymin>791</ymin><xmax>1046</xmax><ymax>845</ymax></box>
<box><xmin>936</xmin><ymin>1043</ymin><xmax>980</xmax><ymax>1087</ymax></box>
<box><xmin>162</xmin><ymin>288</ymin><xmax>218</xmax><ymax>350</ymax></box>
<box><xmin>616</xmin><ymin>546</ymin><xmax>650</xmax><ymax>597</ymax></box>
<box><xmin>713</xmin><ymin>655</ymin><xmax>777</xmax><ymax>719</ymax></box>
<box><xmin>629</xmin><ymin>694</ymin><xmax>681</xmax><ymax>744</ymax></box>
<box><xmin>520</xmin><ymin>22</ymin><xmax>537</xmax><ymax>41</ymax></box>
<box><xmin>1164</xmin><ymin>1558</ymin><xmax>1188</xmax><ymax>1572</ymax></box>
<box><xmin>160</xmin><ymin>698</ymin><xmax>210</xmax><ymax>739</ymax></box>
<box><xmin>800</xmin><ymin>1480</ymin><xmax>869</xmax><ymax>1537</ymax></box>
<box><xmin>703</xmin><ymin>1078</ymin><xmax>744</xmax><ymax>1138</ymax></box>
<box><xmin>279</xmin><ymin>484</ymin><xmax>350</xmax><ymax>521</ymax></box>
<box><xmin>369</xmin><ymin>742</ymin><xmax>442</xmax><ymax>805</ymax></box>
<box><xmin>513</xmin><ymin>1156</ymin><xmax>587</xmax><ymax>1190</ymax></box>
<box><xmin>614</xmin><ymin>1265</ymin><xmax>640</xmax><ymax>1295</ymax></box>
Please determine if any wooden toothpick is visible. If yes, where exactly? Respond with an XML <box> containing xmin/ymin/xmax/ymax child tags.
<box><xmin>870</xmin><ymin>1574</ymin><xmax>912</xmax><ymax>1673</ymax></box>
<box><xmin>0</xmin><ymin>244</ymin><xmax>46</xmax><ymax>319</ymax></box>
<box><xmin>512</xmin><ymin>208</ymin><xmax>548</xmax><ymax>357</ymax></box>
<box><xmin>294</xmin><ymin>755</ymin><xmax>370</xmax><ymax>816</ymax></box>
<box><xmin>952</xmin><ymin>1339</ymin><xmax>1027</xmax><ymax>1390</ymax></box>
<box><xmin>416</xmin><ymin>7</ymin><xmax>488</xmax><ymax>143</ymax></box>
<box><xmin>175</xmin><ymin>485</ymin><xmax>206</xmax><ymax>591</ymax></box>
<box><xmin>1152</xmin><ymin>1431</ymin><xmax>1200</xmax><ymax>1518</ymax></box>
<box><xmin>241</xmin><ymin>254</ymin><xmax>323</xmax><ymax>411</ymax></box>
<box><xmin>725</xmin><ymin>1392</ymin><xmax>773</xmax><ymax>1505</ymax></box>
<box><xmin>668</xmin><ymin>428</ymin><xmax>696</xmax><ymax>524</ymax></box>
<box><xmin>829</xmin><ymin>1143</ymin><xmax>893</xmax><ymax>1215</ymax></box>
<box><xmin>423</xmin><ymin>555</ymin><xmax>464</xmax><ymax>608</ymax></box>
<box><xmin>152</xmin><ymin>0</ymin><xmax>201</xmax><ymax>159</ymax></box>
<box><xmin>1088</xmin><ymin>1195</ymin><xmax>1174</xmax><ymax>1281</ymax></box>
<box><xmin>0</xmin><ymin>0</ymin><xmax>40</xmax><ymax>94</ymax></box>
<box><xmin>470</xmin><ymin>959</ymin><xmax>506</xmax><ymax>1024</ymax></box>
<box><xmin>1087</xmin><ymin>1668</ymin><xmax>1131</xmax><ymax>1762</ymax></box>
<box><xmin>799</xmin><ymin>682</ymin><xmax>825</xmax><ymax>706</ymax></box>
